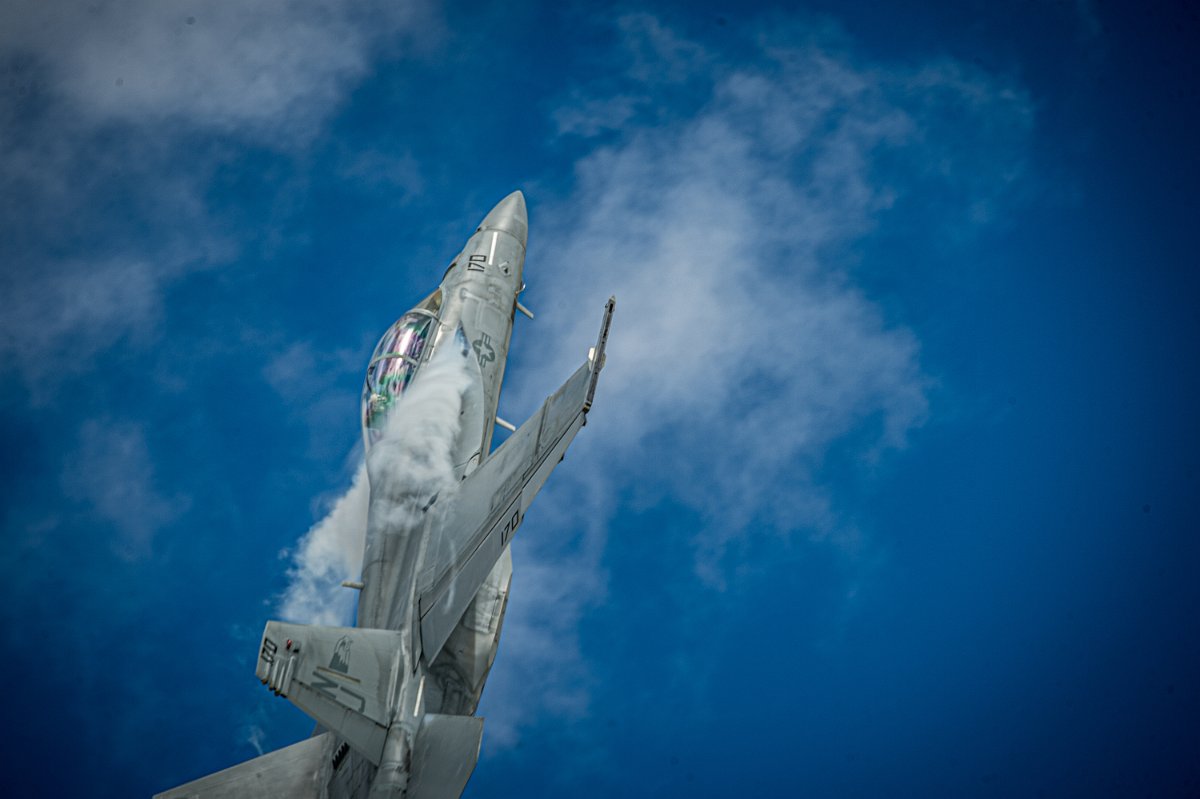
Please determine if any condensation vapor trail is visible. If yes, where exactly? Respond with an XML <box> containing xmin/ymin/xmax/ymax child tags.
<box><xmin>279</xmin><ymin>463</ymin><xmax>369</xmax><ymax>626</ymax></box>
<box><xmin>279</xmin><ymin>338</ymin><xmax>474</xmax><ymax>626</ymax></box>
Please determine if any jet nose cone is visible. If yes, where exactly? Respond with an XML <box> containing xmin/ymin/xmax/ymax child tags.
<box><xmin>478</xmin><ymin>190</ymin><xmax>527</xmax><ymax>248</ymax></box>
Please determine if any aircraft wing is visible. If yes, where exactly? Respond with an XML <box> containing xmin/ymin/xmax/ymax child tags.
<box><xmin>417</xmin><ymin>297</ymin><xmax>614</xmax><ymax>661</ymax></box>
<box><xmin>154</xmin><ymin>733</ymin><xmax>332</xmax><ymax>798</ymax></box>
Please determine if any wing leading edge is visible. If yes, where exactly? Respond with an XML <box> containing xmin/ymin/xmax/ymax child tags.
<box><xmin>417</xmin><ymin>297</ymin><xmax>614</xmax><ymax>661</ymax></box>
<box><xmin>154</xmin><ymin>733</ymin><xmax>332</xmax><ymax>799</ymax></box>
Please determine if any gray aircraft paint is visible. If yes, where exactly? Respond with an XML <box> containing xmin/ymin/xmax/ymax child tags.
<box><xmin>156</xmin><ymin>193</ymin><xmax>614</xmax><ymax>799</ymax></box>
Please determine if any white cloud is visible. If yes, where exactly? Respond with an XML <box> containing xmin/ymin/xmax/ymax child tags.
<box><xmin>0</xmin><ymin>205</ymin><xmax>239</xmax><ymax>402</ymax></box>
<box><xmin>0</xmin><ymin>0</ymin><xmax>437</xmax><ymax>140</ymax></box>
<box><xmin>0</xmin><ymin>260</ymin><xmax>163</xmax><ymax>403</ymax></box>
<box><xmin>477</xmin><ymin>477</ymin><xmax>608</xmax><ymax>750</ymax></box>
<box><xmin>61</xmin><ymin>419</ymin><xmax>190</xmax><ymax>557</ymax></box>
<box><xmin>336</xmin><ymin>148</ymin><xmax>426</xmax><ymax>195</ymax></box>
<box><xmin>552</xmin><ymin>93</ymin><xmax>640</xmax><ymax>138</ymax></box>
<box><xmin>483</xmin><ymin>17</ymin><xmax>1032</xmax><ymax>743</ymax></box>
<box><xmin>527</xmin><ymin>57</ymin><xmax>934</xmax><ymax>566</ymax></box>
<box><xmin>0</xmin><ymin>0</ymin><xmax>436</xmax><ymax>405</ymax></box>
<box><xmin>617</xmin><ymin>12</ymin><xmax>712</xmax><ymax>86</ymax></box>
<box><xmin>262</xmin><ymin>340</ymin><xmax>365</xmax><ymax>461</ymax></box>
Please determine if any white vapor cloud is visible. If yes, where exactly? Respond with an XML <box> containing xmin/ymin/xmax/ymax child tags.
<box><xmin>365</xmin><ymin>341</ymin><xmax>474</xmax><ymax>525</ymax></box>
<box><xmin>483</xmin><ymin>16</ymin><xmax>1032</xmax><ymax>743</ymax></box>
<box><xmin>278</xmin><ymin>462</ymin><xmax>369</xmax><ymax>627</ymax></box>
<box><xmin>278</xmin><ymin>340</ymin><xmax>474</xmax><ymax>627</ymax></box>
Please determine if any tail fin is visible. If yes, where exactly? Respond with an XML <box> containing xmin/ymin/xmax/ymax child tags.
<box><xmin>407</xmin><ymin>714</ymin><xmax>485</xmax><ymax>799</ymax></box>
<box><xmin>153</xmin><ymin>732</ymin><xmax>331</xmax><ymax>798</ymax></box>
<box><xmin>256</xmin><ymin>622</ymin><xmax>403</xmax><ymax>765</ymax></box>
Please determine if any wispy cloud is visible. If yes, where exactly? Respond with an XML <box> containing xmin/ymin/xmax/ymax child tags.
<box><xmin>617</xmin><ymin>12</ymin><xmax>713</xmax><ymax>86</ymax></box>
<box><xmin>0</xmin><ymin>0</ymin><xmax>438</xmax><ymax>140</ymax></box>
<box><xmin>336</xmin><ymin>148</ymin><xmax>426</xmax><ymax>195</ymax></box>
<box><xmin>0</xmin><ymin>0</ymin><xmax>437</xmax><ymax>405</ymax></box>
<box><xmin>0</xmin><ymin>260</ymin><xmax>162</xmax><ymax>401</ymax></box>
<box><xmin>478</xmin><ymin>478</ymin><xmax>609</xmax><ymax>749</ymax></box>
<box><xmin>262</xmin><ymin>340</ymin><xmax>365</xmax><ymax>461</ymax></box>
<box><xmin>60</xmin><ymin>420</ymin><xmax>190</xmax><ymax>558</ymax></box>
<box><xmin>483</xmin><ymin>14</ymin><xmax>1033</xmax><ymax>743</ymax></box>
<box><xmin>552</xmin><ymin>93</ymin><xmax>640</xmax><ymax>138</ymax></box>
<box><xmin>0</xmin><ymin>0</ymin><xmax>441</xmax><ymax>590</ymax></box>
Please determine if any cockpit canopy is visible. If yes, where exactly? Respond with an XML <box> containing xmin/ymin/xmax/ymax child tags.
<box><xmin>361</xmin><ymin>297</ymin><xmax>441</xmax><ymax>445</ymax></box>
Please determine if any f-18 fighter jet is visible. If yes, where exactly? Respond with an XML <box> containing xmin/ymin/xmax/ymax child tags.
<box><xmin>158</xmin><ymin>191</ymin><xmax>614</xmax><ymax>798</ymax></box>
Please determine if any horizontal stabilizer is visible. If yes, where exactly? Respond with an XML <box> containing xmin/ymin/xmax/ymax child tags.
<box><xmin>256</xmin><ymin>622</ymin><xmax>403</xmax><ymax>765</ymax></box>
<box><xmin>408</xmin><ymin>714</ymin><xmax>485</xmax><ymax>799</ymax></box>
<box><xmin>153</xmin><ymin>732</ymin><xmax>331</xmax><ymax>798</ymax></box>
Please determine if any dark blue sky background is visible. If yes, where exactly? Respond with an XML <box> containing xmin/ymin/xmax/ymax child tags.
<box><xmin>1</xmin><ymin>1</ymin><xmax>1197</xmax><ymax>797</ymax></box>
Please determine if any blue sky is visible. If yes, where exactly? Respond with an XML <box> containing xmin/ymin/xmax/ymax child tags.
<box><xmin>1</xmin><ymin>1</ymin><xmax>1197</xmax><ymax>796</ymax></box>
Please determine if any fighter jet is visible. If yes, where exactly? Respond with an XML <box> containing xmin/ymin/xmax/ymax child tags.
<box><xmin>157</xmin><ymin>191</ymin><xmax>614</xmax><ymax>798</ymax></box>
